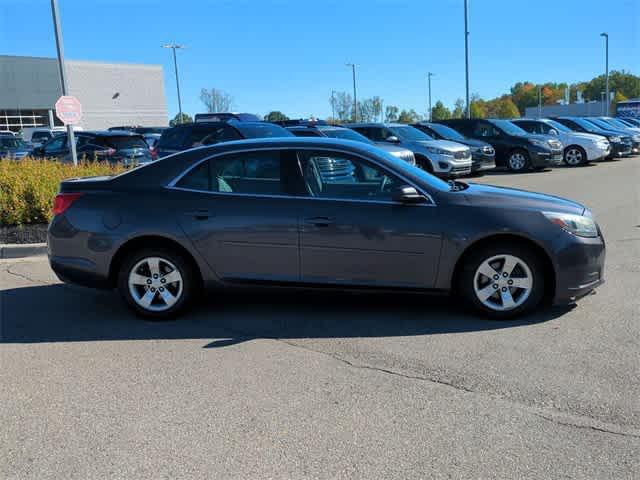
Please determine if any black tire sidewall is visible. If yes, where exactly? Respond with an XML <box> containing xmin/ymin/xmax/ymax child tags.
<box><xmin>564</xmin><ymin>146</ymin><xmax>586</xmax><ymax>166</ymax></box>
<box><xmin>117</xmin><ymin>248</ymin><xmax>195</xmax><ymax>320</ymax></box>
<box><xmin>460</xmin><ymin>242</ymin><xmax>546</xmax><ymax>320</ymax></box>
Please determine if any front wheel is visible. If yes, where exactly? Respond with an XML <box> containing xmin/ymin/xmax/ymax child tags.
<box><xmin>564</xmin><ymin>146</ymin><xmax>586</xmax><ymax>166</ymax></box>
<box><xmin>459</xmin><ymin>243</ymin><xmax>545</xmax><ymax>319</ymax></box>
<box><xmin>507</xmin><ymin>150</ymin><xmax>530</xmax><ymax>172</ymax></box>
<box><xmin>117</xmin><ymin>248</ymin><xmax>196</xmax><ymax>319</ymax></box>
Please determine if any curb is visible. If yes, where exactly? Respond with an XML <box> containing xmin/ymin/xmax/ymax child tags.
<box><xmin>0</xmin><ymin>243</ymin><xmax>47</xmax><ymax>259</ymax></box>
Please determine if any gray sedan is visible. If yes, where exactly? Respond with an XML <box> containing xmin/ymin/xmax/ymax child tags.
<box><xmin>48</xmin><ymin>138</ymin><xmax>605</xmax><ymax>320</ymax></box>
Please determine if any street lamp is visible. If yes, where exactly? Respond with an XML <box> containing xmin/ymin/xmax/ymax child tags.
<box><xmin>464</xmin><ymin>0</ymin><xmax>470</xmax><ymax>119</ymax></box>
<box><xmin>427</xmin><ymin>72</ymin><xmax>434</xmax><ymax>121</ymax></box>
<box><xmin>162</xmin><ymin>44</ymin><xmax>185</xmax><ymax>124</ymax></box>
<box><xmin>600</xmin><ymin>33</ymin><xmax>609</xmax><ymax>115</ymax></box>
<box><xmin>346</xmin><ymin>63</ymin><xmax>358</xmax><ymax>122</ymax></box>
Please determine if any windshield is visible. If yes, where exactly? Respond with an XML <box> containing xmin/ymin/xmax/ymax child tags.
<box><xmin>389</xmin><ymin>125</ymin><xmax>433</xmax><ymax>141</ymax></box>
<box><xmin>428</xmin><ymin>123</ymin><xmax>466</xmax><ymax>141</ymax></box>
<box><xmin>0</xmin><ymin>138</ymin><xmax>26</xmax><ymax>149</ymax></box>
<box><xmin>571</xmin><ymin>118</ymin><xmax>603</xmax><ymax>132</ymax></box>
<box><xmin>235</xmin><ymin>123</ymin><xmax>293</xmax><ymax>138</ymax></box>
<box><xmin>543</xmin><ymin>119</ymin><xmax>572</xmax><ymax>133</ymax></box>
<box><xmin>320</xmin><ymin>127</ymin><xmax>373</xmax><ymax>144</ymax></box>
<box><xmin>489</xmin><ymin>119</ymin><xmax>528</xmax><ymax>136</ymax></box>
<box><xmin>587</xmin><ymin>118</ymin><xmax>616</xmax><ymax>130</ymax></box>
<box><xmin>602</xmin><ymin>118</ymin><xmax>632</xmax><ymax>129</ymax></box>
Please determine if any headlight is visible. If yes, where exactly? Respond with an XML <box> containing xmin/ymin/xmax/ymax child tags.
<box><xmin>543</xmin><ymin>212</ymin><xmax>598</xmax><ymax>238</ymax></box>
<box><xmin>609</xmin><ymin>136</ymin><xmax>621</xmax><ymax>143</ymax></box>
<box><xmin>425</xmin><ymin>146</ymin><xmax>451</xmax><ymax>156</ymax></box>
<box><xmin>529</xmin><ymin>138</ymin><xmax>547</xmax><ymax>148</ymax></box>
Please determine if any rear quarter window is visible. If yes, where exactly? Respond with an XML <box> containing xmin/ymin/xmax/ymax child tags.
<box><xmin>104</xmin><ymin>136</ymin><xmax>148</xmax><ymax>149</ymax></box>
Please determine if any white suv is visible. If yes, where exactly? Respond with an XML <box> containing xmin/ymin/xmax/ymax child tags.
<box><xmin>513</xmin><ymin>119</ymin><xmax>610</xmax><ymax>166</ymax></box>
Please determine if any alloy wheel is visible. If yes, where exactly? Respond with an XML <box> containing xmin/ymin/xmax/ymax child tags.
<box><xmin>127</xmin><ymin>257</ymin><xmax>183</xmax><ymax>312</ymax></box>
<box><xmin>565</xmin><ymin>148</ymin><xmax>583</xmax><ymax>166</ymax></box>
<box><xmin>473</xmin><ymin>254</ymin><xmax>533</xmax><ymax>312</ymax></box>
<box><xmin>508</xmin><ymin>153</ymin><xmax>527</xmax><ymax>171</ymax></box>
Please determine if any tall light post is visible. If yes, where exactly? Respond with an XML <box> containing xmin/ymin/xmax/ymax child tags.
<box><xmin>162</xmin><ymin>44</ymin><xmax>185</xmax><ymax>123</ymax></box>
<box><xmin>600</xmin><ymin>32</ymin><xmax>609</xmax><ymax>115</ymax></box>
<box><xmin>346</xmin><ymin>63</ymin><xmax>358</xmax><ymax>122</ymax></box>
<box><xmin>464</xmin><ymin>0</ymin><xmax>470</xmax><ymax>118</ymax></box>
<box><xmin>50</xmin><ymin>0</ymin><xmax>77</xmax><ymax>166</ymax></box>
<box><xmin>427</xmin><ymin>72</ymin><xmax>434</xmax><ymax>121</ymax></box>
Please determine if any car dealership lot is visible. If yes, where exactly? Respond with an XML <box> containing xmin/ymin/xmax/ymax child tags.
<box><xmin>1</xmin><ymin>160</ymin><xmax>639</xmax><ymax>479</ymax></box>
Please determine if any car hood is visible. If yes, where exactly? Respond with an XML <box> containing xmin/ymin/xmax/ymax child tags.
<box><xmin>411</xmin><ymin>139</ymin><xmax>469</xmax><ymax>152</ymax></box>
<box><xmin>463</xmin><ymin>183</ymin><xmax>585</xmax><ymax>215</ymax></box>
<box><xmin>377</xmin><ymin>144</ymin><xmax>413</xmax><ymax>155</ymax></box>
<box><xmin>453</xmin><ymin>137</ymin><xmax>491</xmax><ymax>148</ymax></box>
<box><xmin>564</xmin><ymin>132</ymin><xmax>608</xmax><ymax>142</ymax></box>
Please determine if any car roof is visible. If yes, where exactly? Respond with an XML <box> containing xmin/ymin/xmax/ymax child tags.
<box><xmin>76</xmin><ymin>130</ymin><xmax>144</xmax><ymax>137</ymax></box>
<box><xmin>345</xmin><ymin>122</ymin><xmax>409</xmax><ymax>128</ymax></box>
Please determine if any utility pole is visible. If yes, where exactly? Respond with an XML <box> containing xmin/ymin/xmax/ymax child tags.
<box><xmin>464</xmin><ymin>0</ymin><xmax>470</xmax><ymax>118</ymax></box>
<box><xmin>50</xmin><ymin>0</ymin><xmax>77</xmax><ymax>166</ymax></box>
<box><xmin>162</xmin><ymin>44</ymin><xmax>185</xmax><ymax>123</ymax></box>
<box><xmin>346</xmin><ymin>63</ymin><xmax>358</xmax><ymax>122</ymax></box>
<box><xmin>600</xmin><ymin>33</ymin><xmax>609</xmax><ymax>115</ymax></box>
<box><xmin>427</xmin><ymin>72</ymin><xmax>434</xmax><ymax>121</ymax></box>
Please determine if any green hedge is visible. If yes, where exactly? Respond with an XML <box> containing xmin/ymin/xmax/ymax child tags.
<box><xmin>0</xmin><ymin>158</ymin><xmax>126</xmax><ymax>226</ymax></box>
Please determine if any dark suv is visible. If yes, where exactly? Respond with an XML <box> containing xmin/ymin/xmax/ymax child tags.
<box><xmin>33</xmin><ymin>131</ymin><xmax>152</xmax><ymax>166</ymax></box>
<box><xmin>156</xmin><ymin>121</ymin><xmax>293</xmax><ymax>158</ymax></box>
<box><xmin>551</xmin><ymin>117</ymin><xmax>633</xmax><ymax>158</ymax></box>
<box><xmin>439</xmin><ymin>119</ymin><xmax>563</xmax><ymax>172</ymax></box>
<box><xmin>411</xmin><ymin>122</ymin><xmax>495</xmax><ymax>173</ymax></box>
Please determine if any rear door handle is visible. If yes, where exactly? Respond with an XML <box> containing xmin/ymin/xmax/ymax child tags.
<box><xmin>304</xmin><ymin>216</ymin><xmax>334</xmax><ymax>227</ymax></box>
<box><xmin>184</xmin><ymin>209</ymin><xmax>211</xmax><ymax>220</ymax></box>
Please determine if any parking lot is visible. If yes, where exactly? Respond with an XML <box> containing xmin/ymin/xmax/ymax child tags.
<box><xmin>1</xmin><ymin>158</ymin><xmax>639</xmax><ymax>479</ymax></box>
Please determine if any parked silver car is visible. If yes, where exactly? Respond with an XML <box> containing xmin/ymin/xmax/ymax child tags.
<box><xmin>346</xmin><ymin>123</ymin><xmax>472</xmax><ymax>177</ymax></box>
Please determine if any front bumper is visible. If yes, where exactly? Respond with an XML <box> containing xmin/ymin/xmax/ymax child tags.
<box><xmin>429</xmin><ymin>153</ymin><xmax>473</xmax><ymax>177</ymax></box>
<box><xmin>471</xmin><ymin>152</ymin><xmax>496</xmax><ymax>172</ymax></box>
<box><xmin>552</xmin><ymin>232</ymin><xmax>606</xmax><ymax>305</ymax></box>
<box><xmin>609</xmin><ymin>142</ymin><xmax>632</xmax><ymax>158</ymax></box>
<box><xmin>530</xmin><ymin>147</ymin><xmax>563</xmax><ymax>167</ymax></box>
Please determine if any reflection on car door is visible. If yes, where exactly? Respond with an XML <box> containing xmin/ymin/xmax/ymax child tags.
<box><xmin>174</xmin><ymin>149</ymin><xmax>305</xmax><ymax>282</ymax></box>
<box><xmin>297</xmin><ymin>149</ymin><xmax>442</xmax><ymax>288</ymax></box>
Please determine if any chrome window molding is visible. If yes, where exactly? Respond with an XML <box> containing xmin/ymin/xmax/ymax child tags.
<box><xmin>166</xmin><ymin>146</ymin><xmax>437</xmax><ymax>206</ymax></box>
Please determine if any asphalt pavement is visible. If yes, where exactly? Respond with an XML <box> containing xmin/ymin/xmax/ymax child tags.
<box><xmin>1</xmin><ymin>159</ymin><xmax>639</xmax><ymax>479</ymax></box>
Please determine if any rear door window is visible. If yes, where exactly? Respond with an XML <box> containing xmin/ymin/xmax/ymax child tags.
<box><xmin>158</xmin><ymin>128</ymin><xmax>187</xmax><ymax>149</ymax></box>
<box><xmin>103</xmin><ymin>136</ymin><xmax>148</xmax><ymax>149</ymax></box>
<box><xmin>472</xmin><ymin>122</ymin><xmax>499</xmax><ymax>138</ymax></box>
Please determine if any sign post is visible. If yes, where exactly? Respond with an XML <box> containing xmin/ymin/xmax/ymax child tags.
<box><xmin>51</xmin><ymin>0</ymin><xmax>79</xmax><ymax>166</ymax></box>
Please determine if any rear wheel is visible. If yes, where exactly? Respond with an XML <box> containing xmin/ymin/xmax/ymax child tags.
<box><xmin>459</xmin><ymin>243</ymin><xmax>545</xmax><ymax>319</ymax></box>
<box><xmin>507</xmin><ymin>149</ymin><xmax>530</xmax><ymax>172</ymax></box>
<box><xmin>564</xmin><ymin>146</ymin><xmax>586</xmax><ymax>166</ymax></box>
<box><xmin>117</xmin><ymin>248</ymin><xmax>196</xmax><ymax>319</ymax></box>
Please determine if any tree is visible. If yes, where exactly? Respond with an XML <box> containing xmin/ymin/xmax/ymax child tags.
<box><xmin>200</xmin><ymin>88</ymin><xmax>234</xmax><ymax>112</ymax></box>
<box><xmin>397</xmin><ymin>109</ymin><xmax>420</xmax><ymax>124</ymax></box>
<box><xmin>492</xmin><ymin>96</ymin><xmax>520</xmax><ymax>118</ymax></box>
<box><xmin>357</xmin><ymin>96</ymin><xmax>384</xmax><ymax>122</ymax></box>
<box><xmin>452</xmin><ymin>98</ymin><xmax>465</xmax><ymax>118</ymax></box>
<box><xmin>169</xmin><ymin>112</ymin><xmax>192</xmax><ymax>127</ymax></box>
<box><xmin>385</xmin><ymin>105</ymin><xmax>399</xmax><ymax>122</ymax></box>
<box><xmin>330</xmin><ymin>91</ymin><xmax>353</xmax><ymax>122</ymax></box>
<box><xmin>264</xmin><ymin>111</ymin><xmax>289</xmax><ymax>122</ymax></box>
<box><xmin>431</xmin><ymin>101</ymin><xmax>451</xmax><ymax>121</ymax></box>
<box><xmin>469</xmin><ymin>95</ymin><xmax>486</xmax><ymax>118</ymax></box>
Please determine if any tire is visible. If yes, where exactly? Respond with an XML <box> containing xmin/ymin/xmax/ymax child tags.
<box><xmin>459</xmin><ymin>242</ymin><xmax>546</xmax><ymax>320</ymax></box>
<box><xmin>117</xmin><ymin>247</ymin><xmax>196</xmax><ymax>320</ymax></box>
<box><xmin>507</xmin><ymin>149</ymin><xmax>530</xmax><ymax>172</ymax></box>
<box><xmin>563</xmin><ymin>146</ymin><xmax>586</xmax><ymax>166</ymax></box>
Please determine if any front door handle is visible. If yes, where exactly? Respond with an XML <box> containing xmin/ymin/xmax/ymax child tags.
<box><xmin>184</xmin><ymin>209</ymin><xmax>211</xmax><ymax>220</ymax></box>
<box><xmin>304</xmin><ymin>216</ymin><xmax>334</xmax><ymax>227</ymax></box>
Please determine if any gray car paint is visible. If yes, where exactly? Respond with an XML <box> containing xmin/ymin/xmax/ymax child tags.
<box><xmin>48</xmin><ymin>137</ymin><xmax>605</xmax><ymax>305</ymax></box>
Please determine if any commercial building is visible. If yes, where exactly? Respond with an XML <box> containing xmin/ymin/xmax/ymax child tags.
<box><xmin>524</xmin><ymin>100</ymin><xmax>610</xmax><ymax>118</ymax></box>
<box><xmin>0</xmin><ymin>55</ymin><xmax>168</xmax><ymax>132</ymax></box>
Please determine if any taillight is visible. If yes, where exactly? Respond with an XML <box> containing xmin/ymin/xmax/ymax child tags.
<box><xmin>95</xmin><ymin>148</ymin><xmax>116</xmax><ymax>156</ymax></box>
<box><xmin>53</xmin><ymin>192</ymin><xmax>83</xmax><ymax>216</ymax></box>
<box><xmin>149</xmin><ymin>146</ymin><xmax>158</xmax><ymax>160</ymax></box>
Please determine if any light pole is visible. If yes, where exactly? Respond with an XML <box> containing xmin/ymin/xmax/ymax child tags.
<box><xmin>50</xmin><ymin>0</ymin><xmax>77</xmax><ymax>166</ymax></box>
<box><xmin>464</xmin><ymin>0</ymin><xmax>470</xmax><ymax>118</ymax></box>
<box><xmin>346</xmin><ymin>63</ymin><xmax>357</xmax><ymax>122</ymax></box>
<box><xmin>600</xmin><ymin>32</ymin><xmax>609</xmax><ymax>115</ymax></box>
<box><xmin>427</xmin><ymin>72</ymin><xmax>434</xmax><ymax>121</ymax></box>
<box><xmin>162</xmin><ymin>44</ymin><xmax>185</xmax><ymax>123</ymax></box>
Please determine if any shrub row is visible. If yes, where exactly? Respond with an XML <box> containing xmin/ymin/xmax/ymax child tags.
<box><xmin>0</xmin><ymin>158</ymin><xmax>126</xmax><ymax>226</ymax></box>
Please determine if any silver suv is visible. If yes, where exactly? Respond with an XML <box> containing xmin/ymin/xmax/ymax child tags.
<box><xmin>346</xmin><ymin>123</ymin><xmax>472</xmax><ymax>177</ymax></box>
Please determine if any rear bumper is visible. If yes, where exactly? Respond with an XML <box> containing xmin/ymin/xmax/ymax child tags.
<box><xmin>552</xmin><ymin>233</ymin><xmax>606</xmax><ymax>305</ymax></box>
<box><xmin>49</xmin><ymin>255</ymin><xmax>111</xmax><ymax>289</ymax></box>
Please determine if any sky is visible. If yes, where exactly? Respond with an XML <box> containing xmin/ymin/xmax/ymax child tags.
<box><xmin>1</xmin><ymin>0</ymin><xmax>638</xmax><ymax>120</ymax></box>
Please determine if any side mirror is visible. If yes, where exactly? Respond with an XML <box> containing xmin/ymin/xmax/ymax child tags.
<box><xmin>385</xmin><ymin>135</ymin><xmax>400</xmax><ymax>143</ymax></box>
<box><xmin>392</xmin><ymin>185</ymin><xmax>427</xmax><ymax>204</ymax></box>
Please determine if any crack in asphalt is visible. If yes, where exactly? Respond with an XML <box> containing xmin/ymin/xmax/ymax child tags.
<box><xmin>3</xmin><ymin>265</ymin><xmax>46</xmax><ymax>285</ymax></box>
<box><xmin>269</xmin><ymin>337</ymin><xmax>640</xmax><ymax>440</ymax></box>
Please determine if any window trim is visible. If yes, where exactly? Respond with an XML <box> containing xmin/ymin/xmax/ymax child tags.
<box><xmin>166</xmin><ymin>146</ymin><xmax>436</xmax><ymax>206</ymax></box>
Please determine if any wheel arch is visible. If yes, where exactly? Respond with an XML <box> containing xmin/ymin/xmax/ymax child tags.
<box><xmin>108</xmin><ymin>235</ymin><xmax>204</xmax><ymax>289</ymax></box>
<box><xmin>451</xmin><ymin>233</ymin><xmax>556</xmax><ymax>301</ymax></box>
<box><xmin>414</xmin><ymin>152</ymin><xmax>433</xmax><ymax>172</ymax></box>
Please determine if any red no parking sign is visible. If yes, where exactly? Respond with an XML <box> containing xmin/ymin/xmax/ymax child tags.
<box><xmin>55</xmin><ymin>96</ymin><xmax>82</xmax><ymax>125</ymax></box>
